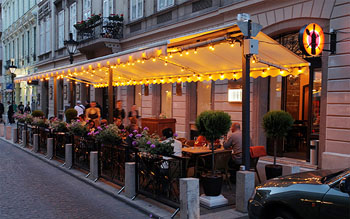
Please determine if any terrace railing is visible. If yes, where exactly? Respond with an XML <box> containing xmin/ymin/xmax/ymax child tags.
<box><xmin>53</xmin><ymin>132</ymin><xmax>72</xmax><ymax>161</ymax></box>
<box><xmin>136</xmin><ymin>153</ymin><xmax>188</xmax><ymax>208</ymax></box>
<box><xmin>99</xmin><ymin>143</ymin><xmax>136</xmax><ymax>186</ymax></box>
<box><xmin>38</xmin><ymin>127</ymin><xmax>52</xmax><ymax>154</ymax></box>
<box><xmin>17</xmin><ymin>122</ymin><xmax>27</xmax><ymax>143</ymax></box>
<box><xmin>72</xmin><ymin>136</ymin><xmax>97</xmax><ymax>171</ymax></box>
<box><xmin>77</xmin><ymin>17</ymin><xmax>123</xmax><ymax>43</ymax></box>
<box><xmin>26</xmin><ymin>125</ymin><xmax>38</xmax><ymax>148</ymax></box>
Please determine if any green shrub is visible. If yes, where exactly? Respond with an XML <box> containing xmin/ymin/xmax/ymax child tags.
<box><xmin>195</xmin><ymin>110</ymin><xmax>231</xmax><ymax>175</ymax></box>
<box><xmin>65</xmin><ymin>108</ymin><xmax>78</xmax><ymax>123</ymax></box>
<box><xmin>262</xmin><ymin>110</ymin><xmax>294</xmax><ymax>165</ymax></box>
<box><xmin>32</xmin><ymin>110</ymin><xmax>44</xmax><ymax>118</ymax></box>
<box><xmin>195</xmin><ymin>110</ymin><xmax>231</xmax><ymax>142</ymax></box>
<box><xmin>262</xmin><ymin>110</ymin><xmax>294</xmax><ymax>139</ymax></box>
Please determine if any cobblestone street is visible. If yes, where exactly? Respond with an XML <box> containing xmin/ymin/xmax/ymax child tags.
<box><xmin>0</xmin><ymin>140</ymin><xmax>147</xmax><ymax>219</ymax></box>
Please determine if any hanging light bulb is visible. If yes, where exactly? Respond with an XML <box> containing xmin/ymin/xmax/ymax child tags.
<box><xmin>152</xmin><ymin>58</ymin><xmax>156</xmax><ymax>62</ymax></box>
<box><xmin>185</xmin><ymin>51</ymin><xmax>189</xmax><ymax>55</ymax></box>
<box><xmin>169</xmin><ymin>54</ymin><xmax>173</xmax><ymax>58</ymax></box>
<box><xmin>181</xmin><ymin>67</ymin><xmax>185</xmax><ymax>72</ymax></box>
<box><xmin>194</xmin><ymin>48</ymin><xmax>198</xmax><ymax>54</ymax></box>
<box><xmin>298</xmin><ymin>67</ymin><xmax>302</xmax><ymax>73</ymax></box>
<box><xmin>164</xmin><ymin>61</ymin><xmax>168</xmax><ymax>66</ymax></box>
<box><xmin>179</xmin><ymin>52</ymin><xmax>183</xmax><ymax>57</ymax></box>
<box><xmin>267</xmin><ymin>66</ymin><xmax>270</xmax><ymax>70</ymax></box>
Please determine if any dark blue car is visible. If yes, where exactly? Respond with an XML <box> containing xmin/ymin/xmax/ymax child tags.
<box><xmin>248</xmin><ymin>168</ymin><xmax>350</xmax><ymax>219</ymax></box>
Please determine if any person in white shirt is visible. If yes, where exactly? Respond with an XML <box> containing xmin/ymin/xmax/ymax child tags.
<box><xmin>162</xmin><ymin>128</ymin><xmax>182</xmax><ymax>156</ymax></box>
<box><xmin>74</xmin><ymin>101</ymin><xmax>85</xmax><ymax>116</ymax></box>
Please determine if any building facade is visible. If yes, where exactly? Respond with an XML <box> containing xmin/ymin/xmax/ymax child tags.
<box><xmin>1</xmin><ymin>0</ymin><xmax>38</xmax><ymax>110</ymax></box>
<box><xmin>14</xmin><ymin>0</ymin><xmax>350</xmax><ymax>169</ymax></box>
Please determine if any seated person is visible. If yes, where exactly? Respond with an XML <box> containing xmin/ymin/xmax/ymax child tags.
<box><xmin>114</xmin><ymin>118</ymin><xmax>125</xmax><ymax>130</ymax></box>
<box><xmin>87</xmin><ymin>120</ymin><xmax>96</xmax><ymax>132</ymax></box>
<box><xmin>223</xmin><ymin>123</ymin><xmax>242</xmax><ymax>165</ymax></box>
<box><xmin>162</xmin><ymin>128</ymin><xmax>182</xmax><ymax>156</ymax></box>
<box><xmin>195</xmin><ymin>135</ymin><xmax>207</xmax><ymax>147</ymax></box>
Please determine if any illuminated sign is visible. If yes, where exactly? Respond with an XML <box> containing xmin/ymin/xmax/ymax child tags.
<box><xmin>299</xmin><ymin>23</ymin><xmax>325</xmax><ymax>56</ymax></box>
<box><xmin>228</xmin><ymin>89</ymin><xmax>242</xmax><ymax>102</ymax></box>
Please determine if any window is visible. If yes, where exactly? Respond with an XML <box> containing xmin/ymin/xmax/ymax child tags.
<box><xmin>27</xmin><ymin>30</ymin><xmax>30</xmax><ymax>62</ymax></box>
<box><xmin>33</xmin><ymin>26</ymin><xmax>36</xmax><ymax>61</ymax></box>
<box><xmin>83</xmin><ymin>0</ymin><xmax>91</xmax><ymax>20</ymax></box>
<box><xmin>39</xmin><ymin>21</ymin><xmax>45</xmax><ymax>54</ymax></box>
<box><xmin>197</xmin><ymin>81</ymin><xmax>212</xmax><ymax>115</ymax></box>
<box><xmin>158</xmin><ymin>0</ymin><xmax>174</xmax><ymax>11</ymax></box>
<box><xmin>58</xmin><ymin>10</ymin><xmax>64</xmax><ymax>49</ymax></box>
<box><xmin>45</xmin><ymin>18</ymin><xmax>51</xmax><ymax>53</ymax></box>
<box><xmin>12</xmin><ymin>2</ymin><xmax>15</xmax><ymax>24</ymax></box>
<box><xmin>22</xmin><ymin>34</ymin><xmax>25</xmax><ymax>61</ymax></box>
<box><xmin>103</xmin><ymin>0</ymin><xmax>114</xmax><ymax>17</ymax></box>
<box><xmin>69</xmin><ymin>3</ymin><xmax>77</xmax><ymax>40</ymax></box>
<box><xmin>130</xmin><ymin>0</ymin><xmax>143</xmax><ymax>21</ymax></box>
<box><xmin>161</xmin><ymin>84</ymin><xmax>172</xmax><ymax>118</ymax></box>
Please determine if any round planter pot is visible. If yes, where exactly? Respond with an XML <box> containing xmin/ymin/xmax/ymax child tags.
<box><xmin>201</xmin><ymin>174</ymin><xmax>223</xmax><ymax>196</ymax></box>
<box><xmin>265</xmin><ymin>164</ymin><xmax>283</xmax><ymax>180</ymax></box>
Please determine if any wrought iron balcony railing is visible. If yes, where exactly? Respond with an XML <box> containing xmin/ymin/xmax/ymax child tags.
<box><xmin>76</xmin><ymin>17</ymin><xmax>123</xmax><ymax>43</ymax></box>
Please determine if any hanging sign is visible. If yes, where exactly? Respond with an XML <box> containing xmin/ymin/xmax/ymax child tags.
<box><xmin>299</xmin><ymin>23</ymin><xmax>325</xmax><ymax>56</ymax></box>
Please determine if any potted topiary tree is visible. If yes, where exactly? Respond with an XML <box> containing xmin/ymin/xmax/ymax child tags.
<box><xmin>195</xmin><ymin>110</ymin><xmax>231</xmax><ymax>196</ymax></box>
<box><xmin>262</xmin><ymin>110</ymin><xmax>294</xmax><ymax>180</ymax></box>
<box><xmin>31</xmin><ymin>110</ymin><xmax>44</xmax><ymax>118</ymax></box>
<box><xmin>65</xmin><ymin>108</ymin><xmax>78</xmax><ymax>123</ymax></box>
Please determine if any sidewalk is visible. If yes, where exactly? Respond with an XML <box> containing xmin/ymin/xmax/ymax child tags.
<box><xmin>0</xmin><ymin>136</ymin><xmax>248</xmax><ymax>219</ymax></box>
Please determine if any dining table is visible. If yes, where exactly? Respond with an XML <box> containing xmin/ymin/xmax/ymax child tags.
<box><xmin>182</xmin><ymin>146</ymin><xmax>231</xmax><ymax>176</ymax></box>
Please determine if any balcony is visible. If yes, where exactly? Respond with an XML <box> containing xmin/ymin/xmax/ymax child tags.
<box><xmin>76</xmin><ymin>16</ymin><xmax>123</xmax><ymax>59</ymax></box>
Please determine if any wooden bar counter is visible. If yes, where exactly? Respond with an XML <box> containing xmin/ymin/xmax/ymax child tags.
<box><xmin>141</xmin><ymin>118</ymin><xmax>176</xmax><ymax>137</ymax></box>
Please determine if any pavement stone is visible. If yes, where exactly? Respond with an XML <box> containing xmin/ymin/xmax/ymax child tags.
<box><xmin>0</xmin><ymin>139</ymin><xmax>147</xmax><ymax>219</ymax></box>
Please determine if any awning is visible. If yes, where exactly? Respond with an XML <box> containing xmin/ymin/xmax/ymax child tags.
<box><xmin>15</xmin><ymin>22</ymin><xmax>309</xmax><ymax>86</ymax></box>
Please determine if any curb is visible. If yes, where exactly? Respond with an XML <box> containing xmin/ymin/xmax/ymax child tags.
<box><xmin>0</xmin><ymin>137</ymin><xmax>176</xmax><ymax>219</ymax></box>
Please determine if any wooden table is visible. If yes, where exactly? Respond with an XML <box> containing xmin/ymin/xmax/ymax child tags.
<box><xmin>182</xmin><ymin>147</ymin><xmax>225</xmax><ymax>155</ymax></box>
<box><xmin>182</xmin><ymin>147</ymin><xmax>230</xmax><ymax>176</ymax></box>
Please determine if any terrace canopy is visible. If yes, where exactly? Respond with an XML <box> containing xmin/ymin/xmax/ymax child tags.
<box><xmin>15</xmin><ymin>22</ymin><xmax>309</xmax><ymax>86</ymax></box>
<box><xmin>15</xmin><ymin>21</ymin><xmax>310</xmax><ymax>169</ymax></box>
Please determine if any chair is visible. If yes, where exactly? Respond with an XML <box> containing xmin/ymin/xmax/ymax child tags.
<box><xmin>250</xmin><ymin>146</ymin><xmax>267</xmax><ymax>183</ymax></box>
<box><xmin>177</xmin><ymin>138</ymin><xmax>187</xmax><ymax>145</ymax></box>
<box><xmin>185</xmin><ymin>140</ymin><xmax>195</xmax><ymax>147</ymax></box>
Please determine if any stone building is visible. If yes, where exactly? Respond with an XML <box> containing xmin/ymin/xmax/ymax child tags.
<box><xmin>15</xmin><ymin>0</ymin><xmax>350</xmax><ymax>169</ymax></box>
<box><xmin>1</xmin><ymin>0</ymin><xmax>38</xmax><ymax>110</ymax></box>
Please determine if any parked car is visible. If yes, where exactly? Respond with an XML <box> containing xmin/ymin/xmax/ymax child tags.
<box><xmin>248</xmin><ymin>168</ymin><xmax>350</xmax><ymax>219</ymax></box>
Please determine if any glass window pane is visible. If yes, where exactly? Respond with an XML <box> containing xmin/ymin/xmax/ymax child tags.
<box><xmin>269</xmin><ymin>76</ymin><xmax>282</xmax><ymax>111</ymax></box>
<box><xmin>197</xmin><ymin>81</ymin><xmax>211</xmax><ymax>115</ymax></box>
<box><xmin>161</xmin><ymin>83</ymin><xmax>172</xmax><ymax>118</ymax></box>
<box><xmin>312</xmin><ymin>70</ymin><xmax>322</xmax><ymax>134</ymax></box>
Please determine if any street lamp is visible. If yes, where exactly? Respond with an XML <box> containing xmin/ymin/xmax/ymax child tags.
<box><xmin>8</xmin><ymin>60</ymin><xmax>17</xmax><ymax>104</ymax></box>
<box><xmin>64</xmin><ymin>33</ymin><xmax>79</xmax><ymax>64</ymax></box>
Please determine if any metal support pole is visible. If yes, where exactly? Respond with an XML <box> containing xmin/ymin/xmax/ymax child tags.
<box><xmin>108</xmin><ymin>67</ymin><xmax>114</xmax><ymax>124</ymax></box>
<box><xmin>54</xmin><ymin>77</ymin><xmax>58</xmax><ymax>117</ymax></box>
<box><xmin>242</xmin><ymin>20</ymin><xmax>252</xmax><ymax>170</ymax></box>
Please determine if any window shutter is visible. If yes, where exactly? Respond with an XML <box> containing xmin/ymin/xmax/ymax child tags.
<box><xmin>45</xmin><ymin>18</ymin><xmax>51</xmax><ymax>52</ymax></box>
<box><xmin>58</xmin><ymin>10</ymin><xmax>64</xmax><ymax>48</ymax></box>
<box><xmin>70</xmin><ymin>3</ymin><xmax>77</xmax><ymax>40</ymax></box>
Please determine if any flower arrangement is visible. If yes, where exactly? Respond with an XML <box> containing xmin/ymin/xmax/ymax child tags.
<box><xmin>68</xmin><ymin>120</ymin><xmax>88</xmax><ymax>136</ymax></box>
<box><xmin>133</xmin><ymin>127</ymin><xmax>174</xmax><ymax>156</ymax></box>
<box><xmin>32</xmin><ymin>110</ymin><xmax>44</xmax><ymax>118</ymax></box>
<box><xmin>50</xmin><ymin>118</ymin><xmax>68</xmax><ymax>133</ymax></box>
<box><xmin>14</xmin><ymin>113</ymin><xmax>26</xmax><ymax>123</ymax></box>
<box><xmin>25</xmin><ymin>114</ymin><xmax>33</xmax><ymax>124</ymax></box>
<box><xmin>74</xmin><ymin>20</ymin><xmax>87</xmax><ymax>31</ymax></box>
<box><xmin>87</xmin><ymin>14</ymin><xmax>102</xmax><ymax>25</ymax></box>
<box><xmin>108</xmin><ymin>14</ymin><xmax>124</xmax><ymax>22</ymax></box>
<box><xmin>89</xmin><ymin>124</ymin><xmax>122</xmax><ymax>145</ymax></box>
<box><xmin>32</xmin><ymin>117</ymin><xmax>50</xmax><ymax>128</ymax></box>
